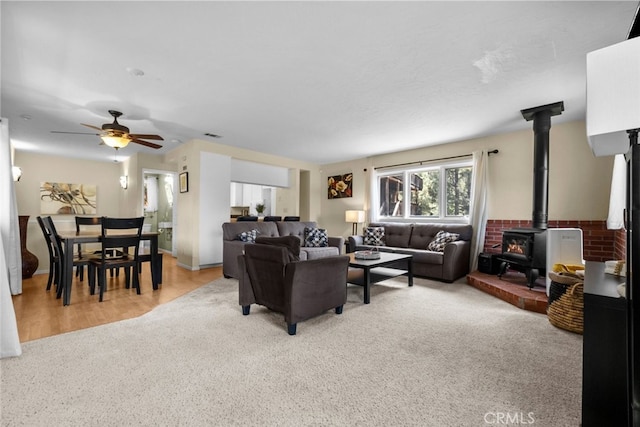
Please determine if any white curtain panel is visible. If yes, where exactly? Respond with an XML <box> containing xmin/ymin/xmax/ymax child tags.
<box><xmin>0</xmin><ymin>118</ymin><xmax>23</xmax><ymax>358</ymax></box>
<box><xmin>364</xmin><ymin>166</ymin><xmax>374</xmax><ymax>226</ymax></box>
<box><xmin>607</xmin><ymin>154</ymin><xmax>626</xmax><ymax>230</ymax></box>
<box><xmin>469</xmin><ymin>150</ymin><xmax>489</xmax><ymax>271</ymax></box>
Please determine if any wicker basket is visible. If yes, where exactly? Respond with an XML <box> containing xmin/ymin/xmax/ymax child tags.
<box><xmin>548</xmin><ymin>271</ymin><xmax>582</xmax><ymax>305</ymax></box>
<box><xmin>547</xmin><ymin>281</ymin><xmax>584</xmax><ymax>334</ymax></box>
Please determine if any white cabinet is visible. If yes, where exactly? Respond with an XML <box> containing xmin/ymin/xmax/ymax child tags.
<box><xmin>231</xmin><ymin>183</ymin><xmax>264</xmax><ymax>208</ymax></box>
<box><xmin>230</xmin><ymin>183</ymin><xmax>245</xmax><ymax>206</ymax></box>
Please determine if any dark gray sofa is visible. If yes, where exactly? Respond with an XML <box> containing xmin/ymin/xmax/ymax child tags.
<box><xmin>347</xmin><ymin>222</ymin><xmax>473</xmax><ymax>282</ymax></box>
<box><xmin>222</xmin><ymin>221</ymin><xmax>345</xmax><ymax>279</ymax></box>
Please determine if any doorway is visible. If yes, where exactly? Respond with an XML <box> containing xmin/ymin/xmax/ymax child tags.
<box><xmin>142</xmin><ymin>169</ymin><xmax>177</xmax><ymax>256</ymax></box>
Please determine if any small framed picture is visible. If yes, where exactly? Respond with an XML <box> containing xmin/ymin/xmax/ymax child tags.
<box><xmin>179</xmin><ymin>172</ymin><xmax>189</xmax><ymax>193</ymax></box>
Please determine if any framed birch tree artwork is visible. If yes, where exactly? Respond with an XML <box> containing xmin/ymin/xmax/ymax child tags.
<box><xmin>40</xmin><ymin>182</ymin><xmax>97</xmax><ymax>214</ymax></box>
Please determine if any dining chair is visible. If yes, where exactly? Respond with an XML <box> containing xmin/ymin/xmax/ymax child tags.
<box><xmin>88</xmin><ymin>216</ymin><xmax>144</xmax><ymax>302</ymax></box>
<box><xmin>75</xmin><ymin>216</ymin><xmax>120</xmax><ymax>281</ymax></box>
<box><xmin>283</xmin><ymin>216</ymin><xmax>300</xmax><ymax>221</ymax></box>
<box><xmin>39</xmin><ymin>216</ymin><xmax>92</xmax><ymax>300</ymax></box>
<box><xmin>36</xmin><ymin>216</ymin><xmax>61</xmax><ymax>292</ymax></box>
<box><xmin>263</xmin><ymin>216</ymin><xmax>282</xmax><ymax>221</ymax></box>
<box><xmin>236</xmin><ymin>216</ymin><xmax>259</xmax><ymax>222</ymax></box>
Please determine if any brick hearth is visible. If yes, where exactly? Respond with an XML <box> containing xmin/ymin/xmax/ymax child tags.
<box><xmin>466</xmin><ymin>269</ymin><xmax>548</xmax><ymax>314</ymax></box>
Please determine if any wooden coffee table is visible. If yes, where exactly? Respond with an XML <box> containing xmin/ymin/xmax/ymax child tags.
<box><xmin>347</xmin><ymin>252</ymin><xmax>413</xmax><ymax>304</ymax></box>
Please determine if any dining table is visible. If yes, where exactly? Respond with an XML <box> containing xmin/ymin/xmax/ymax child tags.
<box><xmin>56</xmin><ymin>230</ymin><xmax>162</xmax><ymax>306</ymax></box>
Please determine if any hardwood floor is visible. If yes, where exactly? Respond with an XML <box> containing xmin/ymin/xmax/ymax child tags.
<box><xmin>11</xmin><ymin>255</ymin><xmax>223</xmax><ymax>342</ymax></box>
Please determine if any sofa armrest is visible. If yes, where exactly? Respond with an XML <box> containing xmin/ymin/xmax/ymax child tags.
<box><xmin>347</xmin><ymin>235</ymin><xmax>363</xmax><ymax>253</ymax></box>
<box><xmin>223</xmin><ymin>240</ymin><xmax>247</xmax><ymax>279</ymax></box>
<box><xmin>284</xmin><ymin>255</ymin><xmax>349</xmax><ymax>325</ymax></box>
<box><xmin>441</xmin><ymin>240</ymin><xmax>471</xmax><ymax>282</ymax></box>
<box><xmin>328</xmin><ymin>236</ymin><xmax>345</xmax><ymax>253</ymax></box>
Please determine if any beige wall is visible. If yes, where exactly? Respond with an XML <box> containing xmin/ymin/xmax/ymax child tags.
<box><xmin>320</xmin><ymin>120</ymin><xmax>614</xmax><ymax>238</ymax></box>
<box><xmin>14</xmin><ymin>151</ymin><xmax>123</xmax><ymax>273</ymax></box>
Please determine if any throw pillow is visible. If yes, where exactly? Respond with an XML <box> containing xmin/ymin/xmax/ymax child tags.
<box><xmin>304</xmin><ymin>227</ymin><xmax>329</xmax><ymax>247</ymax></box>
<box><xmin>363</xmin><ymin>226</ymin><xmax>385</xmax><ymax>246</ymax></box>
<box><xmin>237</xmin><ymin>229</ymin><xmax>259</xmax><ymax>243</ymax></box>
<box><xmin>427</xmin><ymin>230</ymin><xmax>460</xmax><ymax>252</ymax></box>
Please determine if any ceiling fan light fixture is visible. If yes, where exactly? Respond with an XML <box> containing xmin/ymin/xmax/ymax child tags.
<box><xmin>101</xmin><ymin>134</ymin><xmax>130</xmax><ymax>149</ymax></box>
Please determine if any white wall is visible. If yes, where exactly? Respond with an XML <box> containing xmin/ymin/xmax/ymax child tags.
<box><xmin>230</xmin><ymin>159</ymin><xmax>289</xmax><ymax>187</ymax></box>
<box><xmin>199</xmin><ymin>152</ymin><xmax>230</xmax><ymax>266</ymax></box>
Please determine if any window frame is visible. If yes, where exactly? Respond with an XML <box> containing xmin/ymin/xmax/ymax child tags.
<box><xmin>373</xmin><ymin>158</ymin><xmax>473</xmax><ymax>224</ymax></box>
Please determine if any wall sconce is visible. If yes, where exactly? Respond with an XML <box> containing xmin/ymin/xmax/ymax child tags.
<box><xmin>345</xmin><ymin>210</ymin><xmax>365</xmax><ymax>235</ymax></box>
<box><xmin>119</xmin><ymin>175</ymin><xmax>128</xmax><ymax>189</ymax></box>
<box><xmin>12</xmin><ymin>166</ymin><xmax>22</xmax><ymax>182</ymax></box>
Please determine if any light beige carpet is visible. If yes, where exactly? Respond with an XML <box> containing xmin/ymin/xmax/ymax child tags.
<box><xmin>1</xmin><ymin>276</ymin><xmax>582</xmax><ymax>426</ymax></box>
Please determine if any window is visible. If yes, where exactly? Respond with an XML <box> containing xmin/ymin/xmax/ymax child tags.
<box><xmin>376</xmin><ymin>161</ymin><xmax>472</xmax><ymax>221</ymax></box>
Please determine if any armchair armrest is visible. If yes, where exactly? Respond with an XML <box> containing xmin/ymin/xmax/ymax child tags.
<box><xmin>347</xmin><ymin>235</ymin><xmax>363</xmax><ymax>253</ymax></box>
<box><xmin>284</xmin><ymin>255</ymin><xmax>349</xmax><ymax>325</ymax></box>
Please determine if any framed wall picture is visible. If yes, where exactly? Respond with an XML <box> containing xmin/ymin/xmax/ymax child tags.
<box><xmin>179</xmin><ymin>172</ymin><xmax>189</xmax><ymax>193</ymax></box>
<box><xmin>40</xmin><ymin>182</ymin><xmax>97</xmax><ymax>214</ymax></box>
<box><xmin>328</xmin><ymin>173</ymin><xmax>353</xmax><ymax>199</ymax></box>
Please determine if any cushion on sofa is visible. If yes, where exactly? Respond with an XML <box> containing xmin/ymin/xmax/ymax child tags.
<box><xmin>363</xmin><ymin>226</ymin><xmax>385</xmax><ymax>246</ymax></box>
<box><xmin>408</xmin><ymin>223</ymin><xmax>472</xmax><ymax>249</ymax></box>
<box><xmin>237</xmin><ymin>229</ymin><xmax>259</xmax><ymax>243</ymax></box>
<box><xmin>302</xmin><ymin>246</ymin><xmax>340</xmax><ymax>260</ymax></box>
<box><xmin>304</xmin><ymin>227</ymin><xmax>328</xmax><ymax>247</ymax></box>
<box><xmin>223</xmin><ymin>222</ymin><xmax>279</xmax><ymax>241</ymax></box>
<box><xmin>368</xmin><ymin>222</ymin><xmax>412</xmax><ymax>247</ymax></box>
<box><xmin>427</xmin><ymin>230</ymin><xmax>460</xmax><ymax>252</ymax></box>
<box><xmin>275</xmin><ymin>221</ymin><xmax>318</xmax><ymax>242</ymax></box>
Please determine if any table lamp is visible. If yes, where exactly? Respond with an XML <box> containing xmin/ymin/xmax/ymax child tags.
<box><xmin>345</xmin><ymin>210</ymin><xmax>365</xmax><ymax>235</ymax></box>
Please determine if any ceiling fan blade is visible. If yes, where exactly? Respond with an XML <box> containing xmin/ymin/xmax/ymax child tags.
<box><xmin>51</xmin><ymin>131</ymin><xmax>100</xmax><ymax>136</ymax></box>
<box><xmin>130</xmin><ymin>138</ymin><xmax>163</xmax><ymax>149</ymax></box>
<box><xmin>129</xmin><ymin>133</ymin><xmax>164</xmax><ymax>141</ymax></box>
<box><xmin>81</xmin><ymin>123</ymin><xmax>103</xmax><ymax>131</ymax></box>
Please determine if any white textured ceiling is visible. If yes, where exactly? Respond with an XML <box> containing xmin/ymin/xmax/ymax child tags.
<box><xmin>1</xmin><ymin>1</ymin><xmax>638</xmax><ymax>164</ymax></box>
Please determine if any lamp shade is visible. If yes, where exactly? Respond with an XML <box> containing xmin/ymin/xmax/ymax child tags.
<box><xmin>345</xmin><ymin>210</ymin><xmax>365</xmax><ymax>223</ymax></box>
<box><xmin>586</xmin><ymin>36</ymin><xmax>640</xmax><ymax>157</ymax></box>
<box><xmin>101</xmin><ymin>135</ymin><xmax>130</xmax><ymax>149</ymax></box>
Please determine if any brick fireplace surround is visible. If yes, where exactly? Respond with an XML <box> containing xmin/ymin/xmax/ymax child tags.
<box><xmin>466</xmin><ymin>219</ymin><xmax>626</xmax><ymax>313</ymax></box>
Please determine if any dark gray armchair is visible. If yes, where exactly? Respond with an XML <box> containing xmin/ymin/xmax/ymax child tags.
<box><xmin>238</xmin><ymin>236</ymin><xmax>349</xmax><ymax>335</ymax></box>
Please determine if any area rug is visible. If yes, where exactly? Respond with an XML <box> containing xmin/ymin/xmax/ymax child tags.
<box><xmin>0</xmin><ymin>276</ymin><xmax>582</xmax><ymax>426</ymax></box>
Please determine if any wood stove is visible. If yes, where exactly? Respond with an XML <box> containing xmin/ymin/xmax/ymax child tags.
<box><xmin>497</xmin><ymin>101</ymin><xmax>563</xmax><ymax>288</ymax></box>
<box><xmin>498</xmin><ymin>228</ymin><xmax>547</xmax><ymax>288</ymax></box>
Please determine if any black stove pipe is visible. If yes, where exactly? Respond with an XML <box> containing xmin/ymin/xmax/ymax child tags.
<box><xmin>521</xmin><ymin>101</ymin><xmax>564</xmax><ymax>230</ymax></box>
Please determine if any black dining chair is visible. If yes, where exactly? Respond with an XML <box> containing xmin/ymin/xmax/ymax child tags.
<box><xmin>283</xmin><ymin>216</ymin><xmax>300</xmax><ymax>221</ymax></box>
<box><xmin>37</xmin><ymin>216</ymin><xmax>95</xmax><ymax>298</ymax></box>
<box><xmin>36</xmin><ymin>216</ymin><xmax>61</xmax><ymax>292</ymax></box>
<box><xmin>236</xmin><ymin>216</ymin><xmax>259</xmax><ymax>221</ymax></box>
<box><xmin>38</xmin><ymin>216</ymin><xmax>92</xmax><ymax>299</ymax></box>
<box><xmin>263</xmin><ymin>216</ymin><xmax>282</xmax><ymax>221</ymax></box>
<box><xmin>88</xmin><ymin>216</ymin><xmax>145</xmax><ymax>302</ymax></box>
<box><xmin>75</xmin><ymin>216</ymin><xmax>120</xmax><ymax>281</ymax></box>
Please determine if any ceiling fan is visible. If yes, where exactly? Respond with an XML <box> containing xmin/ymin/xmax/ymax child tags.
<box><xmin>52</xmin><ymin>110</ymin><xmax>164</xmax><ymax>150</ymax></box>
